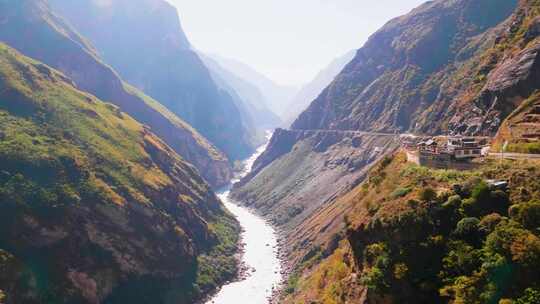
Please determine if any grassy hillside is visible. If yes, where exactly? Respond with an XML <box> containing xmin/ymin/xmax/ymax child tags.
<box><xmin>283</xmin><ymin>152</ymin><xmax>540</xmax><ymax>304</ymax></box>
<box><xmin>493</xmin><ymin>91</ymin><xmax>540</xmax><ymax>154</ymax></box>
<box><xmin>0</xmin><ymin>0</ymin><xmax>233</xmax><ymax>187</ymax></box>
<box><xmin>0</xmin><ymin>43</ymin><xmax>239</xmax><ymax>304</ymax></box>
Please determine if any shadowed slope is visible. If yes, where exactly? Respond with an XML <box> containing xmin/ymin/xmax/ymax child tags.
<box><xmin>0</xmin><ymin>0</ymin><xmax>232</xmax><ymax>187</ymax></box>
<box><xmin>0</xmin><ymin>43</ymin><xmax>239</xmax><ymax>303</ymax></box>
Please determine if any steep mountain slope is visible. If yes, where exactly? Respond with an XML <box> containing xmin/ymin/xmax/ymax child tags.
<box><xmin>0</xmin><ymin>0</ymin><xmax>232</xmax><ymax>187</ymax></box>
<box><xmin>292</xmin><ymin>0</ymin><xmax>522</xmax><ymax>136</ymax></box>
<box><xmin>209</xmin><ymin>54</ymin><xmax>298</xmax><ymax>119</ymax></box>
<box><xmin>284</xmin><ymin>50</ymin><xmax>356</xmax><ymax>126</ymax></box>
<box><xmin>199</xmin><ymin>53</ymin><xmax>282</xmax><ymax>131</ymax></box>
<box><xmin>48</xmin><ymin>0</ymin><xmax>255</xmax><ymax>160</ymax></box>
<box><xmin>283</xmin><ymin>153</ymin><xmax>540</xmax><ymax>304</ymax></box>
<box><xmin>232</xmin><ymin>129</ymin><xmax>398</xmax><ymax>232</ymax></box>
<box><xmin>232</xmin><ymin>1</ymin><xmax>540</xmax><ymax>303</ymax></box>
<box><xmin>271</xmin><ymin>1</ymin><xmax>540</xmax><ymax>303</ymax></box>
<box><xmin>0</xmin><ymin>43</ymin><xmax>239</xmax><ymax>304</ymax></box>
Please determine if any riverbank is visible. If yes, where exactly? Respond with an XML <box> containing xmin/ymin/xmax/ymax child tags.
<box><xmin>203</xmin><ymin>132</ymin><xmax>284</xmax><ymax>304</ymax></box>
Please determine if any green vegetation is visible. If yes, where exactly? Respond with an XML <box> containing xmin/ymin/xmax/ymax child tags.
<box><xmin>0</xmin><ymin>43</ymin><xmax>239</xmax><ymax>303</ymax></box>
<box><xmin>283</xmin><ymin>153</ymin><xmax>540</xmax><ymax>304</ymax></box>
<box><xmin>508</xmin><ymin>142</ymin><xmax>540</xmax><ymax>154</ymax></box>
<box><xmin>354</xmin><ymin>155</ymin><xmax>540</xmax><ymax>304</ymax></box>
<box><xmin>195</xmin><ymin>214</ymin><xmax>240</xmax><ymax>293</ymax></box>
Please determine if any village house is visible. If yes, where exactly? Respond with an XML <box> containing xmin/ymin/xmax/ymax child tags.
<box><xmin>402</xmin><ymin>135</ymin><xmax>488</xmax><ymax>170</ymax></box>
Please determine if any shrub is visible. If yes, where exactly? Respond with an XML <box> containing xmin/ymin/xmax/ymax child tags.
<box><xmin>454</xmin><ymin>218</ymin><xmax>482</xmax><ymax>245</ymax></box>
<box><xmin>485</xmin><ymin>222</ymin><xmax>540</xmax><ymax>269</ymax></box>
<box><xmin>516</xmin><ymin>288</ymin><xmax>540</xmax><ymax>304</ymax></box>
<box><xmin>380</xmin><ymin>156</ymin><xmax>393</xmax><ymax>169</ymax></box>
<box><xmin>509</xmin><ymin>200</ymin><xmax>540</xmax><ymax>230</ymax></box>
<box><xmin>479</xmin><ymin>213</ymin><xmax>504</xmax><ymax>234</ymax></box>
<box><xmin>391</xmin><ymin>187</ymin><xmax>412</xmax><ymax>199</ymax></box>
<box><xmin>444</xmin><ymin>195</ymin><xmax>462</xmax><ymax>209</ymax></box>
<box><xmin>419</xmin><ymin>187</ymin><xmax>437</xmax><ymax>202</ymax></box>
<box><xmin>407</xmin><ymin>199</ymin><xmax>420</xmax><ymax>209</ymax></box>
<box><xmin>442</xmin><ymin>241</ymin><xmax>482</xmax><ymax>278</ymax></box>
<box><xmin>460</xmin><ymin>177</ymin><xmax>484</xmax><ymax>197</ymax></box>
<box><xmin>472</xmin><ymin>181</ymin><xmax>491</xmax><ymax>204</ymax></box>
<box><xmin>393</xmin><ymin>263</ymin><xmax>408</xmax><ymax>280</ymax></box>
<box><xmin>462</xmin><ymin>183</ymin><xmax>509</xmax><ymax>217</ymax></box>
<box><xmin>362</xmin><ymin>266</ymin><xmax>387</xmax><ymax>291</ymax></box>
<box><xmin>510</xmin><ymin>233</ymin><xmax>540</xmax><ymax>268</ymax></box>
<box><xmin>284</xmin><ymin>272</ymin><xmax>300</xmax><ymax>295</ymax></box>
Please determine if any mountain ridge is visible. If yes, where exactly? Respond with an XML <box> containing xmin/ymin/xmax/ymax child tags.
<box><xmin>0</xmin><ymin>0</ymin><xmax>233</xmax><ymax>187</ymax></box>
<box><xmin>48</xmin><ymin>0</ymin><xmax>257</xmax><ymax>160</ymax></box>
<box><xmin>292</xmin><ymin>0</ymin><xmax>521</xmax><ymax>135</ymax></box>
<box><xmin>208</xmin><ymin>54</ymin><xmax>299</xmax><ymax>119</ymax></box>
<box><xmin>0</xmin><ymin>42</ymin><xmax>239</xmax><ymax>304</ymax></box>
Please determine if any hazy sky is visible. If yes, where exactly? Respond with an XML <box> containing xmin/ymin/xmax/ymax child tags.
<box><xmin>168</xmin><ymin>0</ymin><xmax>427</xmax><ymax>86</ymax></box>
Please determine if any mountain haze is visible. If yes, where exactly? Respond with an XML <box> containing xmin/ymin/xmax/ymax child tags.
<box><xmin>199</xmin><ymin>53</ymin><xmax>282</xmax><ymax>146</ymax></box>
<box><xmin>0</xmin><ymin>0</ymin><xmax>233</xmax><ymax>187</ymax></box>
<box><xmin>48</xmin><ymin>0</ymin><xmax>257</xmax><ymax>160</ymax></box>
<box><xmin>284</xmin><ymin>50</ymin><xmax>356</xmax><ymax>126</ymax></box>
<box><xmin>209</xmin><ymin>54</ymin><xmax>299</xmax><ymax>120</ymax></box>
<box><xmin>200</xmin><ymin>54</ymin><xmax>282</xmax><ymax>127</ymax></box>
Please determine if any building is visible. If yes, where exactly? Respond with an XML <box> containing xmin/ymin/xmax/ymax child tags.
<box><xmin>402</xmin><ymin>135</ymin><xmax>488</xmax><ymax>170</ymax></box>
<box><xmin>446</xmin><ymin>136</ymin><xmax>483</xmax><ymax>159</ymax></box>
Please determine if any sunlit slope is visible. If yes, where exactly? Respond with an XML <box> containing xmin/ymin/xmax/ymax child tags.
<box><xmin>0</xmin><ymin>0</ymin><xmax>232</xmax><ymax>187</ymax></box>
<box><xmin>283</xmin><ymin>153</ymin><xmax>540</xmax><ymax>304</ymax></box>
<box><xmin>0</xmin><ymin>43</ymin><xmax>238</xmax><ymax>304</ymax></box>
<box><xmin>292</xmin><ymin>0</ymin><xmax>522</xmax><ymax>135</ymax></box>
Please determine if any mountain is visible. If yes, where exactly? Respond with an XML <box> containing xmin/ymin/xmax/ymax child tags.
<box><xmin>0</xmin><ymin>42</ymin><xmax>239</xmax><ymax>303</ymax></box>
<box><xmin>48</xmin><ymin>0</ymin><xmax>256</xmax><ymax>160</ymax></box>
<box><xmin>284</xmin><ymin>50</ymin><xmax>356</xmax><ymax>126</ymax></box>
<box><xmin>232</xmin><ymin>0</ymin><xmax>540</xmax><ymax>303</ymax></box>
<box><xmin>199</xmin><ymin>53</ymin><xmax>281</xmax><ymax>129</ymax></box>
<box><xmin>292</xmin><ymin>0</ymin><xmax>521</xmax><ymax>136</ymax></box>
<box><xmin>283</xmin><ymin>152</ymin><xmax>540</xmax><ymax>304</ymax></box>
<box><xmin>198</xmin><ymin>53</ymin><xmax>282</xmax><ymax>146</ymax></box>
<box><xmin>209</xmin><ymin>54</ymin><xmax>299</xmax><ymax>120</ymax></box>
<box><xmin>0</xmin><ymin>0</ymin><xmax>232</xmax><ymax>187</ymax></box>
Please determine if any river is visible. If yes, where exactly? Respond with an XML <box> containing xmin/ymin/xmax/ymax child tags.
<box><xmin>205</xmin><ymin>134</ymin><xmax>282</xmax><ymax>304</ymax></box>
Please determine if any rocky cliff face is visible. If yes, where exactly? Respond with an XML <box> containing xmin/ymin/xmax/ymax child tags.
<box><xmin>275</xmin><ymin>2</ymin><xmax>540</xmax><ymax>303</ymax></box>
<box><xmin>0</xmin><ymin>0</ymin><xmax>232</xmax><ymax>188</ymax></box>
<box><xmin>0</xmin><ymin>43</ymin><xmax>239</xmax><ymax>303</ymax></box>
<box><xmin>233</xmin><ymin>1</ymin><xmax>540</xmax><ymax>303</ymax></box>
<box><xmin>292</xmin><ymin>0</ymin><xmax>521</xmax><ymax>136</ymax></box>
<box><xmin>442</xmin><ymin>0</ymin><xmax>540</xmax><ymax>136</ymax></box>
<box><xmin>232</xmin><ymin>129</ymin><xmax>398</xmax><ymax>232</ymax></box>
<box><xmin>48</xmin><ymin>0</ymin><xmax>256</xmax><ymax>160</ymax></box>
